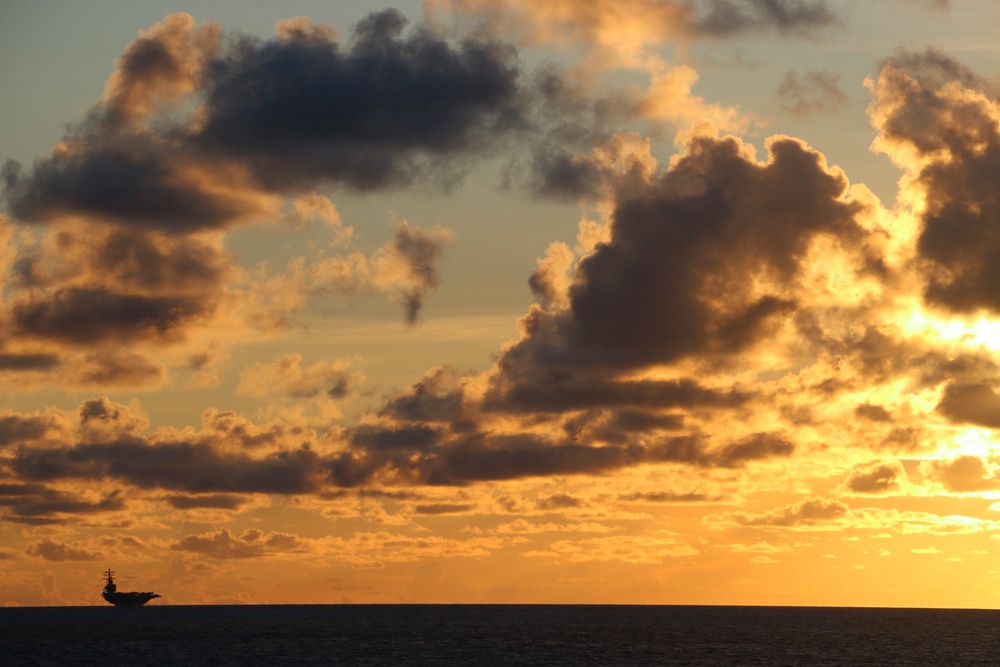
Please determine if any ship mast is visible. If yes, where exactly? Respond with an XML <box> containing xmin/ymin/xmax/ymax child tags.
<box><xmin>104</xmin><ymin>569</ymin><xmax>116</xmax><ymax>593</ymax></box>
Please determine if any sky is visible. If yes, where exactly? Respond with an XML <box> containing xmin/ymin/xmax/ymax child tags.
<box><xmin>2</xmin><ymin>0</ymin><xmax>1000</xmax><ymax>607</ymax></box>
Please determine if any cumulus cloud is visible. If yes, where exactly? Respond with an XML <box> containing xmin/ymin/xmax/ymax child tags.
<box><xmin>868</xmin><ymin>48</ymin><xmax>1000</xmax><ymax>314</ymax></box>
<box><xmin>845</xmin><ymin>459</ymin><xmax>904</xmax><ymax>494</ymax></box>
<box><xmin>477</xmin><ymin>130</ymin><xmax>874</xmax><ymax>448</ymax></box>
<box><xmin>5</xmin><ymin>7</ymin><xmax>1000</xmax><ymax>610</ymax></box>
<box><xmin>2</xmin><ymin>10</ymin><xmax>537</xmax><ymax>228</ymax></box>
<box><xmin>1</xmin><ymin>10</ymin><xmax>560</xmax><ymax>391</ymax></box>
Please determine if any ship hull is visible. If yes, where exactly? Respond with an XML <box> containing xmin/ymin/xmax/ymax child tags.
<box><xmin>102</xmin><ymin>592</ymin><xmax>160</xmax><ymax>606</ymax></box>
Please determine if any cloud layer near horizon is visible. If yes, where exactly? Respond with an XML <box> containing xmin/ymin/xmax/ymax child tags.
<box><xmin>4</xmin><ymin>3</ymin><xmax>1000</xmax><ymax>605</ymax></box>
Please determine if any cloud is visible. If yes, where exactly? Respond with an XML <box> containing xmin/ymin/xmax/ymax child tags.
<box><xmin>370</xmin><ymin>222</ymin><xmax>455</xmax><ymax>324</ymax></box>
<box><xmin>164</xmin><ymin>494</ymin><xmax>251</xmax><ymax>510</ymax></box>
<box><xmin>536</xmin><ymin>492</ymin><xmax>583</xmax><ymax>510</ymax></box>
<box><xmin>727</xmin><ymin>497</ymin><xmax>849</xmax><ymax>527</ymax></box>
<box><xmin>7</xmin><ymin>402</ymin><xmax>338</xmax><ymax>494</ymax></box>
<box><xmin>25</xmin><ymin>538</ymin><xmax>100</xmax><ymax>562</ymax></box>
<box><xmin>171</xmin><ymin>527</ymin><xmax>310</xmax><ymax>559</ymax></box>
<box><xmin>619</xmin><ymin>491</ymin><xmax>716</xmax><ymax>503</ymax></box>
<box><xmin>497</xmin><ymin>134</ymin><xmax>864</xmax><ymax>376</ymax></box>
<box><xmin>100</xmin><ymin>13</ymin><xmax>222</xmax><ymax>128</ymax></box>
<box><xmin>2</xmin><ymin>11</ymin><xmax>535</xmax><ymax>229</ymax></box>
<box><xmin>237</xmin><ymin>353</ymin><xmax>361</xmax><ymax>399</ymax></box>
<box><xmin>0</xmin><ymin>9</ymin><xmax>548</xmax><ymax>376</ymax></box>
<box><xmin>854</xmin><ymin>403</ymin><xmax>892</xmax><ymax>422</ymax></box>
<box><xmin>0</xmin><ymin>485</ymin><xmax>126</xmax><ymax>525</ymax></box>
<box><xmin>10</xmin><ymin>288</ymin><xmax>208</xmax><ymax>345</ymax></box>
<box><xmin>491</xmin><ymin>518</ymin><xmax>612</xmax><ymax>534</ymax></box>
<box><xmin>694</xmin><ymin>0</ymin><xmax>840</xmax><ymax>37</ymax></box>
<box><xmin>868</xmin><ymin>48</ymin><xmax>1000</xmax><ymax>315</ymax></box>
<box><xmin>0</xmin><ymin>414</ymin><xmax>60</xmax><ymax>447</ymax></box>
<box><xmin>525</xmin><ymin>533</ymin><xmax>698</xmax><ymax>563</ymax></box>
<box><xmin>430</xmin><ymin>0</ymin><xmax>839</xmax><ymax>47</ymax></box>
<box><xmin>194</xmin><ymin>9</ymin><xmax>531</xmax><ymax>193</ymax></box>
<box><xmin>777</xmin><ymin>70</ymin><xmax>849</xmax><ymax>118</ymax></box>
<box><xmin>413</xmin><ymin>502</ymin><xmax>476</xmax><ymax>515</ymax></box>
<box><xmin>844</xmin><ymin>459</ymin><xmax>904</xmax><ymax>494</ymax></box>
<box><xmin>921</xmin><ymin>455</ymin><xmax>1000</xmax><ymax>493</ymax></box>
<box><xmin>936</xmin><ymin>383</ymin><xmax>1000</xmax><ymax>428</ymax></box>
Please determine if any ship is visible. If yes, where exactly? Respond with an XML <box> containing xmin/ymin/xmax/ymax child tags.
<box><xmin>101</xmin><ymin>569</ymin><xmax>160</xmax><ymax>606</ymax></box>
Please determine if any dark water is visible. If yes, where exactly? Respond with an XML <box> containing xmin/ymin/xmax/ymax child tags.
<box><xmin>4</xmin><ymin>604</ymin><xmax>1000</xmax><ymax>665</ymax></box>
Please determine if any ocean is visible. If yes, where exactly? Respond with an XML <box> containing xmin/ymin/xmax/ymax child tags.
<box><xmin>3</xmin><ymin>604</ymin><xmax>999</xmax><ymax>665</ymax></box>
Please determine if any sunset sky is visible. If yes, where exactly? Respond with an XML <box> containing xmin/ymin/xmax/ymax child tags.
<box><xmin>3</xmin><ymin>0</ymin><xmax>1000</xmax><ymax>607</ymax></box>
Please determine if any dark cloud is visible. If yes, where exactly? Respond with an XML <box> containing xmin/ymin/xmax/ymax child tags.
<box><xmin>528</xmin><ymin>148</ymin><xmax>610</xmax><ymax>200</ymax></box>
<box><xmin>923</xmin><ymin>455</ymin><xmax>1000</xmax><ymax>493</ymax></box>
<box><xmin>2</xmin><ymin>147</ymin><xmax>256</xmax><ymax>232</ymax></box>
<box><xmin>777</xmin><ymin>70</ymin><xmax>848</xmax><ymax>118</ymax></box>
<box><xmin>25</xmin><ymin>538</ymin><xmax>100</xmax><ymax>561</ymax></box>
<box><xmin>871</xmin><ymin>49</ymin><xmax>1000</xmax><ymax>314</ymax></box>
<box><xmin>1</xmin><ymin>487</ymin><xmax>126</xmax><ymax>525</ymax></box>
<box><xmin>89</xmin><ymin>229</ymin><xmax>230</xmax><ymax>293</ymax></box>
<box><xmin>0</xmin><ymin>415</ymin><xmax>57</xmax><ymax>447</ymax></box>
<box><xmin>536</xmin><ymin>493</ymin><xmax>583</xmax><ymax>510</ymax></box>
<box><xmin>9</xmin><ymin>438</ymin><xmax>331</xmax><ymax>495</ymax></box>
<box><xmin>417</xmin><ymin>434</ymin><xmax>644</xmax><ymax>484</ymax></box>
<box><xmin>350</xmin><ymin>424</ymin><xmax>444</xmax><ymax>451</ymax></box>
<box><xmin>733</xmin><ymin>497</ymin><xmax>848</xmax><ymax>526</ymax></box>
<box><xmin>376</xmin><ymin>222</ymin><xmax>454</xmax><ymax>325</ymax></box>
<box><xmin>619</xmin><ymin>491</ymin><xmax>715</xmax><ymax>503</ymax></box>
<box><xmin>436</xmin><ymin>0</ymin><xmax>841</xmax><ymax>44</ymax></box>
<box><xmin>164</xmin><ymin>493</ymin><xmax>250</xmax><ymax>510</ymax></box>
<box><xmin>100</xmin><ymin>13</ymin><xmax>221</xmax><ymax>127</ymax></box>
<box><xmin>693</xmin><ymin>0</ymin><xmax>840</xmax><ymax>37</ymax></box>
<box><xmin>171</xmin><ymin>527</ymin><xmax>308</xmax><ymax>559</ymax></box>
<box><xmin>936</xmin><ymin>383</ymin><xmax>1000</xmax><ymax>428</ymax></box>
<box><xmin>194</xmin><ymin>9</ymin><xmax>527</xmax><ymax>193</ymax></box>
<box><xmin>0</xmin><ymin>353</ymin><xmax>61</xmax><ymax>371</ymax></box>
<box><xmin>855</xmin><ymin>403</ymin><xmax>892</xmax><ymax>422</ymax></box>
<box><xmin>715</xmin><ymin>433</ymin><xmax>794</xmax><ymax>468</ymax></box>
<box><xmin>10</xmin><ymin>287</ymin><xmax>210</xmax><ymax>345</ymax></box>
<box><xmin>487</xmin><ymin>374</ymin><xmax>750</xmax><ymax>415</ymax></box>
<box><xmin>845</xmin><ymin>460</ymin><xmax>901</xmax><ymax>493</ymax></box>
<box><xmin>204</xmin><ymin>410</ymin><xmax>311</xmax><ymax>449</ymax></box>
<box><xmin>1</xmin><ymin>10</ymin><xmax>527</xmax><ymax>344</ymax></box>
<box><xmin>1</xmin><ymin>9</ymin><xmax>614</xmax><ymax>236</ymax></box>
<box><xmin>881</xmin><ymin>47</ymin><xmax>993</xmax><ymax>93</ymax></box>
<box><xmin>69</xmin><ymin>351</ymin><xmax>166</xmax><ymax>388</ymax></box>
<box><xmin>378</xmin><ymin>366</ymin><xmax>468</xmax><ymax>425</ymax></box>
<box><xmin>515</xmin><ymin>136</ymin><xmax>862</xmax><ymax>374</ymax></box>
<box><xmin>409</xmin><ymin>431</ymin><xmax>790</xmax><ymax>485</ymax></box>
<box><xmin>413</xmin><ymin>502</ymin><xmax>476</xmax><ymax>514</ymax></box>
<box><xmin>588</xmin><ymin>410</ymin><xmax>685</xmax><ymax>444</ymax></box>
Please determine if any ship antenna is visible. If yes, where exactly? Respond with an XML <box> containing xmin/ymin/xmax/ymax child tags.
<box><xmin>105</xmin><ymin>568</ymin><xmax>115</xmax><ymax>583</ymax></box>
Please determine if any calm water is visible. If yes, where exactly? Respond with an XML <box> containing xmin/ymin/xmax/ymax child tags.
<box><xmin>3</xmin><ymin>604</ymin><xmax>1000</xmax><ymax>665</ymax></box>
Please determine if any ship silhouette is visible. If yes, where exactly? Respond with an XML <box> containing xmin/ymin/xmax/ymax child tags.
<box><xmin>101</xmin><ymin>569</ymin><xmax>160</xmax><ymax>606</ymax></box>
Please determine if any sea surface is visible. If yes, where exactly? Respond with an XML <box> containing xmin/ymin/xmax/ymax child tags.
<box><xmin>3</xmin><ymin>604</ymin><xmax>1000</xmax><ymax>665</ymax></box>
